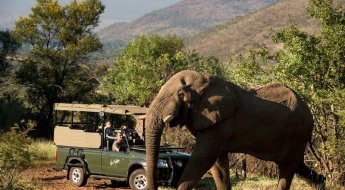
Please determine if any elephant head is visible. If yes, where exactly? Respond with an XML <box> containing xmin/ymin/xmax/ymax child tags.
<box><xmin>145</xmin><ymin>70</ymin><xmax>239</xmax><ymax>190</ymax></box>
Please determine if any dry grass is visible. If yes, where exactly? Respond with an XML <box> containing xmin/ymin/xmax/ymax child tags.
<box><xmin>159</xmin><ymin>175</ymin><xmax>315</xmax><ymax>190</ymax></box>
<box><xmin>193</xmin><ymin>174</ymin><xmax>314</xmax><ymax>190</ymax></box>
<box><xmin>29</xmin><ymin>139</ymin><xmax>56</xmax><ymax>165</ymax></box>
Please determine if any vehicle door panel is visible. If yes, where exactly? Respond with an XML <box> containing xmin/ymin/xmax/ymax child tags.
<box><xmin>84</xmin><ymin>149</ymin><xmax>102</xmax><ymax>174</ymax></box>
<box><xmin>102</xmin><ymin>150</ymin><xmax>132</xmax><ymax>177</ymax></box>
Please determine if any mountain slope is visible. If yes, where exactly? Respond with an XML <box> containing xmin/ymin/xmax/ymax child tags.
<box><xmin>185</xmin><ymin>0</ymin><xmax>320</xmax><ymax>61</ymax></box>
<box><xmin>98</xmin><ymin>0</ymin><xmax>279</xmax><ymax>43</ymax></box>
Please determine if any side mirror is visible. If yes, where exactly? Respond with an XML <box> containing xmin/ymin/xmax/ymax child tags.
<box><xmin>99</xmin><ymin>112</ymin><xmax>104</xmax><ymax>118</ymax></box>
<box><xmin>125</xmin><ymin>147</ymin><xmax>130</xmax><ymax>153</ymax></box>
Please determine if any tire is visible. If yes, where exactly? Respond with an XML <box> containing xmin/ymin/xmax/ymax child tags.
<box><xmin>69</xmin><ymin>167</ymin><xmax>88</xmax><ymax>187</ymax></box>
<box><xmin>129</xmin><ymin>168</ymin><xmax>148</xmax><ymax>190</ymax></box>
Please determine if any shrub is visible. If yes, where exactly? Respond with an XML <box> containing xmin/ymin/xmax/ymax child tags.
<box><xmin>0</xmin><ymin>127</ymin><xmax>33</xmax><ymax>189</ymax></box>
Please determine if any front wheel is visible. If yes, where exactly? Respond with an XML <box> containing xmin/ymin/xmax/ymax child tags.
<box><xmin>69</xmin><ymin>166</ymin><xmax>88</xmax><ymax>187</ymax></box>
<box><xmin>129</xmin><ymin>168</ymin><xmax>148</xmax><ymax>190</ymax></box>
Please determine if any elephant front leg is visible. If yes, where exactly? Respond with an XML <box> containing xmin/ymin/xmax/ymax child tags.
<box><xmin>211</xmin><ymin>152</ymin><xmax>231</xmax><ymax>190</ymax></box>
<box><xmin>177</xmin><ymin>130</ymin><xmax>229</xmax><ymax>190</ymax></box>
<box><xmin>177</xmin><ymin>147</ymin><xmax>219</xmax><ymax>190</ymax></box>
<box><xmin>277</xmin><ymin>163</ymin><xmax>296</xmax><ymax>190</ymax></box>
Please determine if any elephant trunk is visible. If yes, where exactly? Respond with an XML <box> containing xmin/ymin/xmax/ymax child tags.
<box><xmin>145</xmin><ymin>107</ymin><xmax>164</xmax><ymax>190</ymax></box>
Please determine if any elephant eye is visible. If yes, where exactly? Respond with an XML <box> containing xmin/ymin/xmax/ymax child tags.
<box><xmin>178</xmin><ymin>91</ymin><xmax>184</xmax><ymax>99</ymax></box>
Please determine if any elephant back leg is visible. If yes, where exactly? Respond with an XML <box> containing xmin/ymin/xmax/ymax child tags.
<box><xmin>296</xmin><ymin>163</ymin><xmax>326</xmax><ymax>190</ymax></box>
<box><xmin>276</xmin><ymin>151</ymin><xmax>302</xmax><ymax>189</ymax></box>
<box><xmin>276</xmin><ymin>147</ymin><xmax>306</xmax><ymax>190</ymax></box>
<box><xmin>210</xmin><ymin>152</ymin><xmax>231</xmax><ymax>190</ymax></box>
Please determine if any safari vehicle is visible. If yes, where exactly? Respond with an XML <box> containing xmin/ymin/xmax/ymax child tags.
<box><xmin>53</xmin><ymin>103</ymin><xmax>190</xmax><ymax>190</ymax></box>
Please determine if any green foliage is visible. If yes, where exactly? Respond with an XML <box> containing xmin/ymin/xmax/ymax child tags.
<box><xmin>183</xmin><ymin>52</ymin><xmax>228</xmax><ymax>79</ymax></box>
<box><xmin>272</xmin><ymin>0</ymin><xmax>345</xmax><ymax>91</ymax></box>
<box><xmin>227</xmin><ymin>48</ymin><xmax>272</xmax><ymax>88</ymax></box>
<box><xmin>103</xmin><ymin>34</ymin><xmax>227</xmax><ymax>106</ymax></box>
<box><xmin>103</xmin><ymin>34</ymin><xmax>184</xmax><ymax>106</ymax></box>
<box><xmin>12</xmin><ymin>0</ymin><xmax>105</xmax><ymax>137</ymax></box>
<box><xmin>0</xmin><ymin>30</ymin><xmax>19</xmax><ymax>78</ymax></box>
<box><xmin>0</xmin><ymin>30</ymin><xmax>24</xmax><ymax>131</ymax></box>
<box><xmin>0</xmin><ymin>125</ymin><xmax>34</xmax><ymax>190</ymax></box>
<box><xmin>0</xmin><ymin>91</ymin><xmax>26</xmax><ymax>131</ymax></box>
<box><xmin>164</xmin><ymin>127</ymin><xmax>195</xmax><ymax>153</ymax></box>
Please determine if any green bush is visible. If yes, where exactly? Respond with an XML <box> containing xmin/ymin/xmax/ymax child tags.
<box><xmin>0</xmin><ymin>127</ymin><xmax>33</xmax><ymax>190</ymax></box>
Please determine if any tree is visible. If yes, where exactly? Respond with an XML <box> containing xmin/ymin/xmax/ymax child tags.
<box><xmin>12</xmin><ymin>0</ymin><xmax>105</xmax><ymax>137</ymax></box>
<box><xmin>103</xmin><ymin>34</ymin><xmax>227</xmax><ymax>106</ymax></box>
<box><xmin>0</xmin><ymin>30</ymin><xmax>25</xmax><ymax>131</ymax></box>
<box><xmin>0</xmin><ymin>30</ymin><xmax>19</xmax><ymax>84</ymax></box>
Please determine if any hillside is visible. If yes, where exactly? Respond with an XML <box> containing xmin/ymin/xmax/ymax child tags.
<box><xmin>186</xmin><ymin>0</ymin><xmax>317</xmax><ymax>60</ymax></box>
<box><xmin>98</xmin><ymin>0</ymin><xmax>279</xmax><ymax>43</ymax></box>
<box><xmin>185</xmin><ymin>0</ymin><xmax>322</xmax><ymax>61</ymax></box>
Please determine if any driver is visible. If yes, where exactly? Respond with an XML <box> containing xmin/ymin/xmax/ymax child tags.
<box><xmin>120</xmin><ymin>121</ymin><xmax>134</xmax><ymax>138</ymax></box>
<box><xmin>120</xmin><ymin>121</ymin><xmax>143</xmax><ymax>145</ymax></box>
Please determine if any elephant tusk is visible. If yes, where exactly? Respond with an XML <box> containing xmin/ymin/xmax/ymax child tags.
<box><xmin>163</xmin><ymin>115</ymin><xmax>174</xmax><ymax>123</ymax></box>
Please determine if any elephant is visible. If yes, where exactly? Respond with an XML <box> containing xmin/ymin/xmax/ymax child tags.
<box><xmin>145</xmin><ymin>70</ymin><xmax>326</xmax><ymax>190</ymax></box>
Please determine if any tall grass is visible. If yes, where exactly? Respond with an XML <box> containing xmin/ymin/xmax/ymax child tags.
<box><xmin>29</xmin><ymin>139</ymin><xmax>56</xmax><ymax>165</ymax></box>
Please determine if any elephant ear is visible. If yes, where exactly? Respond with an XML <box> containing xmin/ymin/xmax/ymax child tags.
<box><xmin>191</xmin><ymin>78</ymin><xmax>238</xmax><ymax>132</ymax></box>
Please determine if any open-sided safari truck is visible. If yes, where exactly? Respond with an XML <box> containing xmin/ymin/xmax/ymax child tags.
<box><xmin>53</xmin><ymin>103</ymin><xmax>190</xmax><ymax>190</ymax></box>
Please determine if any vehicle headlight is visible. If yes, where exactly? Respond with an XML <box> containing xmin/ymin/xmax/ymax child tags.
<box><xmin>157</xmin><ymin>159</ymin><xmax>169</xmax><ymax>168</ymax></box>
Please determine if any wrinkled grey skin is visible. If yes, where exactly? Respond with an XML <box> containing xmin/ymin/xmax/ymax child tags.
<box><xmin>145</xmin><ymin>70</ymin><xmax>325</xmax><ymax>190</ymax></box>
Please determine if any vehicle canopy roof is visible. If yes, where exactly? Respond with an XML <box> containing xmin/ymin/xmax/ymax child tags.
<box><xmin>54</xmin><ymin>103</ymin><xmax>147</xmax><ymax>116</ymax></box>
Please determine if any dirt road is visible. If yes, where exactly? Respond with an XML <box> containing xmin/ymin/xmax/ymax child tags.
<box><xmin>22</xmin><ymin>165</ymin><xmax>130</xmax><ymax>190</ymax></box>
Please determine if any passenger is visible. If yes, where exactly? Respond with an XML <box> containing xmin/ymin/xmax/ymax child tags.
<box><xmin>104</xmin><ymin>120</ymin><xmax>115</xmax><ymax>150</ymax></box>
<box><xmin>112</xmin><ymin>131</ymin><xmax>125</xmax><ymax>152</ymax></box>
<box><xmin>120</xmin><ymin>121</ymin><xmax>134</xmax><ymax>138</ymax></box>
<box><xmin>120</xmin><ymin>121</ymin><xmax>142</xmax><ymax>145</ymax></box>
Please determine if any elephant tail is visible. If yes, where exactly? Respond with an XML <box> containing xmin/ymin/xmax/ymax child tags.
<box><xmin>307</xmin><ymin>138</ymin><xmax>322</xmax><ymax>165</ymax></box>
<box><xmin>296</xmin><ymin>162</ymin><xmax>326</xmax><ymax>190</ymax></box>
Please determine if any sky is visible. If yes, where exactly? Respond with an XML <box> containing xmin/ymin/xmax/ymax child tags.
<box><xmin>0</xmin><ymin>0</ymin><xmax>182</xmax><ymax>30</ymax></box>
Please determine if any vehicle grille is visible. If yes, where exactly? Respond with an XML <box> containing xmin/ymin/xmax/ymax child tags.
<box><xmin>157</xmin><ymin>168</ymin><xmax>172</xmax><ymax>182</ymax></box>
<box><xmin>170</xmin><ymin>157</ymin><xmax>189</xmax><ymax>186</ymax></box>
